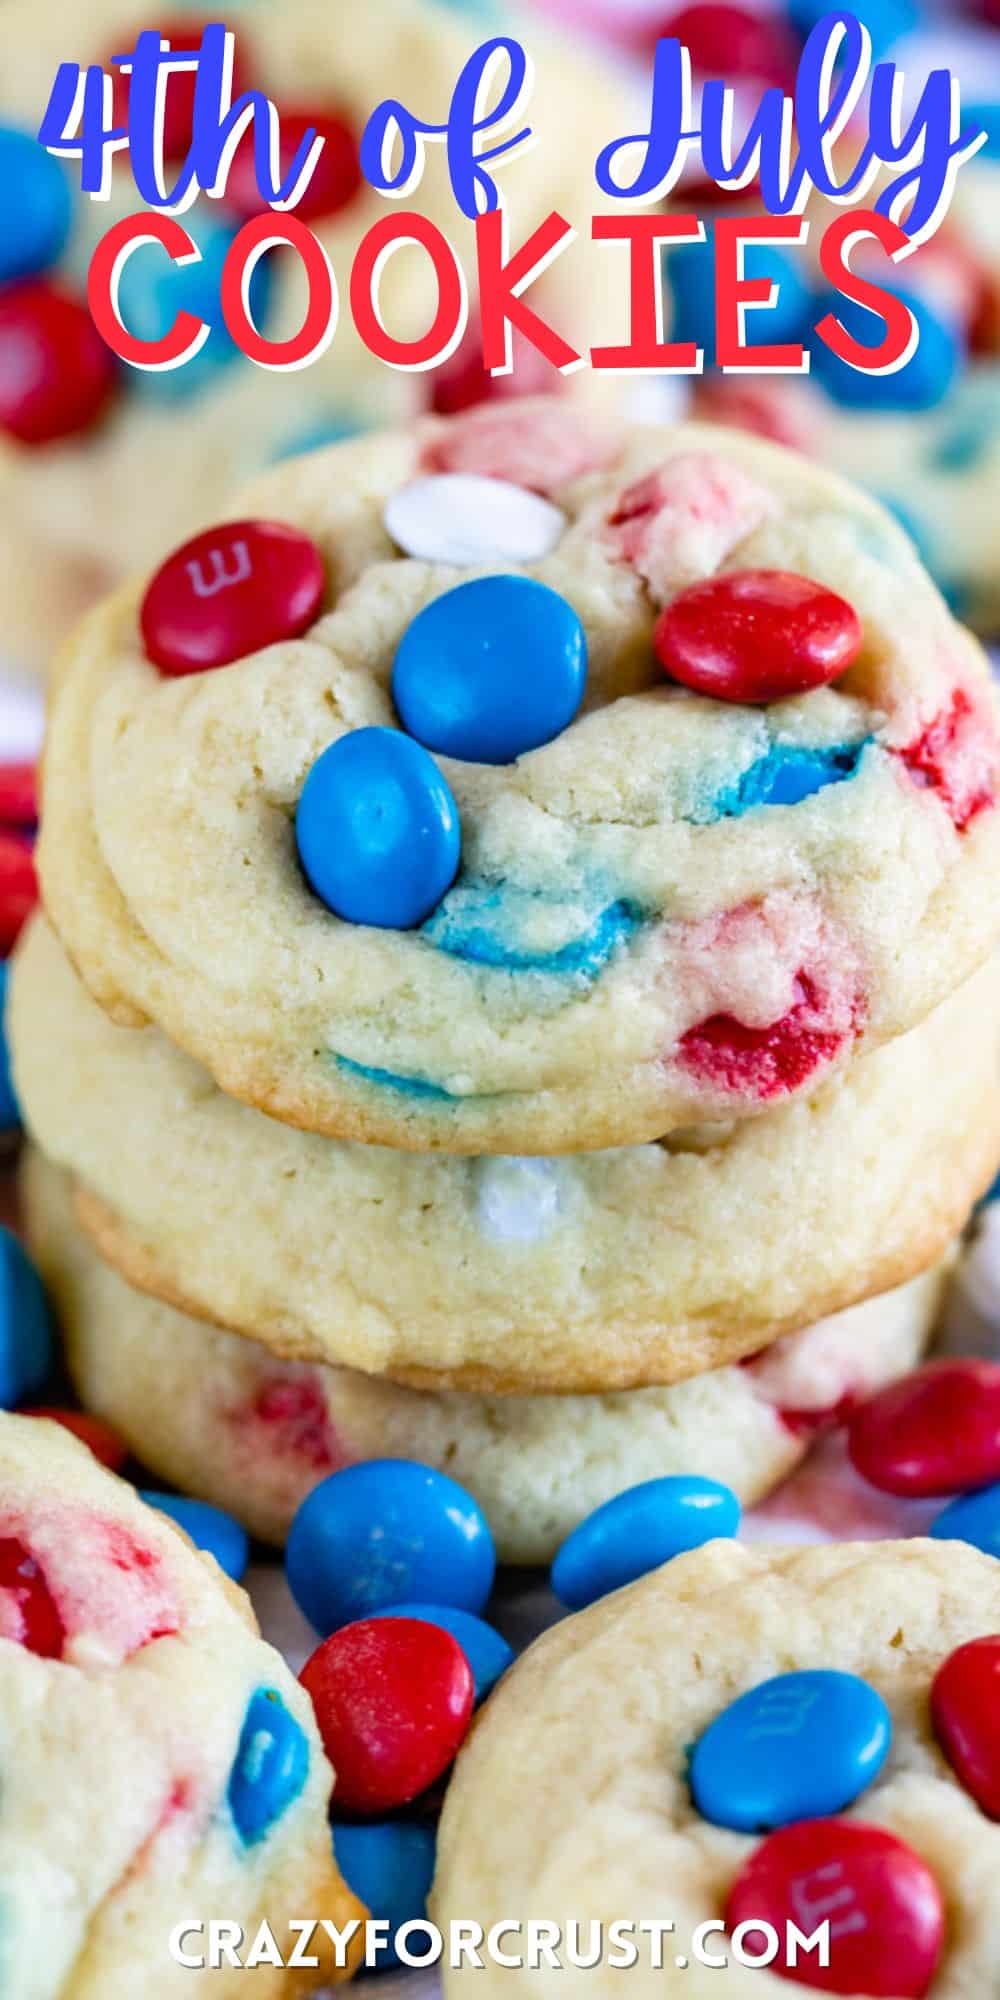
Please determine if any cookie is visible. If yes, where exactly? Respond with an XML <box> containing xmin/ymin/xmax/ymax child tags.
<box><xmin>0</xmin><ymin>1407</ymin><xmax>363</xmax><ymax>1995</ymax></box>
<box><xmin>433</xmin><ymin>1537</ymin><xmax>1000</xmax><ymax>1996</ymax></box>
<box><xmin>12</xmin><ymin>917</ymin><xmax>998</xmax><ymax>1390</ymax></box>
<box><xmin>22</xmin><ymin>1147</ymin><xmax>946</xmax><ymax>1564</ymax></box>
<box><xmin>696</xmin><ymin>367</ymin><xmax>1000</xmax><ymax>640</ymax></box>
<box><xmin>38</xmin><ymin>410</ymin><xmax>1000</xmax><ymax>1153</ymax></box>
<box><xmin>0</xmin><ymin>0</ymin><xmax>627</xmax><ymax>673</ymax></box>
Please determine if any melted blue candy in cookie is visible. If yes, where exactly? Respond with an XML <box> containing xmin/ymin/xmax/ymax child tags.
<box><xmin>423</xmin><ymin>883</ymin><xmax>642</xmax><ymax>977</ymax></box>
<box><xmin>334</xmin><ymin>1055</ymin><xmax>457</xmax><ymax>1101</ymax></box>
<box><xmin>227</xmin><ymin>1688</ymin><xmax>309</xmax><ymax>1847</ymax></box>
<box><xmin>707</xmin><ymin>739</ymin><xmax>871</xmax><ymax>819</ymax></box>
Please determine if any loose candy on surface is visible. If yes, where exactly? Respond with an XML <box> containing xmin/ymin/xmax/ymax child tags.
<box><xmin>931</xmin><ymin>1481</ymin><xmax>1000</xmax><ymax>1559</ymax></box>
<box><xmin>140</xmin><ymin>519</ymin><xmax>325</xmax><ymax>676</ymax></box>
<box><xmin>109</xmin><ymin>14</ymin><xmax>254</xmax><ymax>163</ymax></box>
<box><xmin>550</xmin><ymin>1476</ymin><xmax>740</xmax><ymax>1611</ymax></box>
<box><xmin>0</xmin><ymin>963</ymin><xmax>18</xmax><ymax>1132</ymax></box>
<box><xmin>285</xmin><ymin>1458</ymin><xmax>496</xmax><ymax>1636</ymax></box>
<box><xmin>652</xmin><ymin>3</ymin><xmax>799</xmax><ymax>82</ymax></box>
<box><xmin>655</xmin><ymin>570</ymin><xmax>863</xmax><ymax>704</ymax></box>
<box><xmin>225</xmin><ymin>104</ymin><xmax>362</xmax><ymax>222</ymax></box>
<box><xmin>0</xmin><ymin>763</ymin><xmax>37</xmax><ymax>829</ymax></box>
<box><xmin>848</xmin><ymin>1359</ymin><xmax>1000</xmax><ymax>1496</ymax></box>
<box><xmin>392</xmin><ymin>576</ymin><xmax>588</xmax><ymax>766</ymax></box>
<box><xmin>811</xmin><ymin>284</ymin><xmax>961</xmax><ymax>413</ymax></box>
<box><xmin>23</xmin><ymin>1409</ymin><xmax>127</xmax><ymax>1472</ymax></box>
<box><xmin>116</xmin><ymin>210</ymin><xmax>273</xmax><ymax>404</ymax></box>
<box><xmin>724</xmin><ymin>1818</ymin><xmax>945</xmax><ymax>1996</ymax></box>
<box><xmin>689</xmin><ymin>1669</ymin><xmax>892</xmax><ymax>1831</ymax></box>
<box><xmin>0</xmin><ymin>1230</ymin><xmax>53</xmax><ymax>1410</ymax></box>
<box><xmin>931</xmin><ymin>1635</ymin><xmax>1000</xmax><ymax>1817</ymax></box>
<box><xmin>332</xmin><ymin>1821</ymin><xmax>436</xmax><ymax>1968</ymax></box>
<box><xmin>295</xmin><ymin>729</ymin><xmax>462</xmax><ymax>930</ymax></box>
<box><xmin>666</xmin><ymin>229</ymin><xmax>812</xmax><ymax>359</ymax></box>
<box><xmin>300</xmin><ymin>1617</ymin><xmax>474</xmax><ymax>1814</ymax></box>
<box><xmin>139</xmin><ymin>1492</ymin><xmax>250</xmax><ymax>1582</ymax></box>
<box><xmin>0</xmin><ymin>281</ymin><xmax>118</xmax><ymax>446</ymax></box>
<box><xmin>0</xmin><ymin>128</ymin><xmax>72</xmax><ymax>285</ymax></box>
<box><xmin>226</xmin><ymin>1686</ymin><xmax>310</xmax><ymax>1846</ymax></box>
<box><xmin>385</xmin><ymin>475</ymin><xmax>566</xmax><ymax>567</ymax></box>
<box><xmin>0</xmin><ymin>835</ymin><xmax>37</xmax><ymax>957</ymax></box>
<box><xmin>369</xmin><ymin>1603</ymin><xmax>513</xmax><ymax>1703</ymax></box>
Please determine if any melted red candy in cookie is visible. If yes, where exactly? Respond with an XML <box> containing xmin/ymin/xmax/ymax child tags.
<box><xmin>140</xmin><ymin>519</ymin><xmax>325</xmax><ymax>675</ymax></box>
<box><xmin>896</xmin><ymin>688</ymin><xmax>996</xmax><ymax>832</ymax></box>
<box><xmin>251</xmin><ymin>1375</ymin><xmax>338</xmax><ymax>1472</ymax></box>
<box><xmin>656</xmin><ymin>570</ymin><xmax>863</xmax><ymax>704</ymax></box>
<box><xmin>679</xmin><ymin>971</ymin><xmax>857</xmax><ymax>1100</ymax></box>
<box><xmin>0</xmin><ymin>1536</ymin><xmax>66</xmax><ymax>1657</ymax></box>
<box><xmin>225</xmin><ymin>106</ymin><xmax>362</xmax><ymax>222</ymax></box>
<box><xmin>931</xmin><ymin>1636</ymin><xmax>1000</xmax><ymax>1817</ymax></box>
<box><xmin>609</xmin><ymin>454</ymin><xmax>774</xmax><ymax>603</ymax></box>
<box><xmin>0</xmin><ymin>281</ymin><xmax>117</xmax><ymax>446</ymax></box>
<box><xmin>423</xmin><ymin>403</ymin><xmax>616</xmax><ymax>498</ymax></box>
<box><xmin>725</xmin><ymin>1819</ymin><xmax>944</xmax><ymax>1996</ymax></box>
<box><xmin>776</xmin><ymin>1394</ymin><xmax>858</xmax><ymax>1439</ymax></box>
<box><xmin>300</xmin><ymin>1616</ymin><xmax>474</xmax><ymax>1814</ymax></box>
<box><xmin>849</xmin><ymin>1359</ymin><xmax>1000</xmax><ymax>1497</ymax></box>
<box><xmin>0</xmin><ymin>834</ymin><xmax>37</xmax><ymax>955</ymax></box>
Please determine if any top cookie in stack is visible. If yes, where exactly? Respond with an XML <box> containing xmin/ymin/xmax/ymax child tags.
<box><xmin>37</xmin><ymin>402</ymin><xmax>1000</xmax><ymax>1155</ymax></box>
<box><xmin>15</xmin><ymin>402</ymin><xmax>1000</xmax><ymax>1416</ymax></box>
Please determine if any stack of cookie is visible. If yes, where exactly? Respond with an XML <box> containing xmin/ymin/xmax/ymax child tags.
<box><xmin>11</xmin><ymin>401</ymin><xmax>1000</xmax><ymax>1563</ymax></box>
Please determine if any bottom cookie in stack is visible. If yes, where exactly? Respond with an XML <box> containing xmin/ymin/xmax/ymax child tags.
<box><xmin>23</xmin><ymin>1148</ymin><xmax>948</xmax><ymax>1567</ymax></box>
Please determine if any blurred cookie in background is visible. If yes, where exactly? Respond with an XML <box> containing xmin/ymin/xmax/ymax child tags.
<box><xmin>0</xmin><ymin>0</ymin><xmax>633</xmax><ymax>675</ymax></box>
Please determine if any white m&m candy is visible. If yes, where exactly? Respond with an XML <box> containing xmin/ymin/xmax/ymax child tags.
<box><xmin>385</xmin><ymin>474</ymin><xmax>566</xmax><ymax>567</ymax></box>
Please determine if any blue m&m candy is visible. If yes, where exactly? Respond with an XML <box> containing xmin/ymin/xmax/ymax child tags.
<box><xmin>931</xmin><ymin>1482</ymin><xmax>1000</xmax><ymax>1560</ymax></box>
<box><xmin>227</xmin><ymin>1687</ymin><xmax>310</xmax><ymax>1847</ymax></box>
<box><xmin>0</xmin><ymin>963</ymin><xmax>19</xmax><ymax>1133</ymax></box>
<box><xmin>550</xmin><ymin>1476</ymin><xmax>740</xmax><ymax>1612</ymax></box>
<box><xmin>811</xmin><ymin>284</ymin><xmax>960</xmax><ymax>413</ymax></box>
<box><xmin>0</xmin><ymin>129</ymin><xmax>72</xmax><ymax>285</ymax></box>
<box><xmin>116</xmin><ymin>212</ymin><xmax>272</xmax><ymax>402</ymax></box>
<box><xmin>667</xmin><ymin>231</ymin><xmax>812</xmax><ymax>359</ymax></box>
<box><xmin>689</xmin><ymin>1669</ymin><xmax>892</xmax><ymax>1832</ymax></box>
<box><xmin>370</xmin><ymin>1603</ymin><xmax>513</xmax><ymax>1703</ymax></box>
<box><xmin>286</xmin><ymin>1458</ymin><xmax>496</xmax><ymax>1636</ymax></box>
<box><xmin>139</xmin><ymin>1492</ymin><xmax>250</xmax><ymax>1582</ymax></box>
<box><xmin>787</xmin><ymin>0</ymin><xmax>918</xmax><ymax>58</ymax></box>
<box><xmin>0</xmin><ymin>1230</ymin><xmax>53</xmax><ymax>1410</ymax></box>
<box><xmin>296</xmin><ymin>727</ymin><xmax>460</xmax><ymax>930</ymax></box>
<box><xmin>332</xmin><ymin>1822</ymin><xmax>436</xmax><ymax>1968</ymax></box>
<box><xmin>392</xmin><ymin>576</ymin><xmax>587</xmax><ymax>766</ymax></box>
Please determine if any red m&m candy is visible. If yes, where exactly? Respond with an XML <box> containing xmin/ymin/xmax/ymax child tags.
<box><xmin>0</xmin><ymin>1535</ymin><xmax>65</xmax><ymax>1658</ymax></box>
<box><xmin>140</xmin><ymin>519</ymin><xmax>326</xmax><ymax>675</ymax></box>
<box><xmin>655</xmin><ymin>570</ymin><xmax>863</xmax><ymax>705</ymax></box>
<box><xmin>848</xmin><ymin>1359</ymin><xmax>1000</xmax><ymax>1497</ymax></box>
<box><xmin>0</xmin><ymin>835</ymin><xmax>37</xmax><ymax>955</ymax></box>
<box><xmin>651</xmin><ymin>4</ymin><xmax>798</xmax><ymax>86</ymax></box>
<box><xmin>109</xmin><ymin>17</ymin><xmax>253</xmax><ymax>164</ymax></box>
<box><xmin>0</xmin><ymin>281</ymin><xmax>117</xmax><ymax>447</ymax></box>
<box><xmin>0</xmin><ymin>763</ymin><xmax>36</xmax><ymax>829</ymax></box>
<box><xmin>225</xmin><ymin>106</ymin><xmax>362</xmax><ymax>222</ymax></box>
<box><xmin>300</xmin><ymin>1616</ymin><xmax>474</xmax><ymax>1815</ymax></box>
<box><xmin>725</xmin><ymin>1819</ymin><xmax>945</xmax><ymax>1997</ymax></box>
<box><xmin>23</xmin><ymin>1409</ymin><xmax>129</xmax><ymax>1474</ymax></box>
<box><xmin>931</xmin><ymin>1635</ymin><xmax>1000</xmax><ymax>1817</ymax></box>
